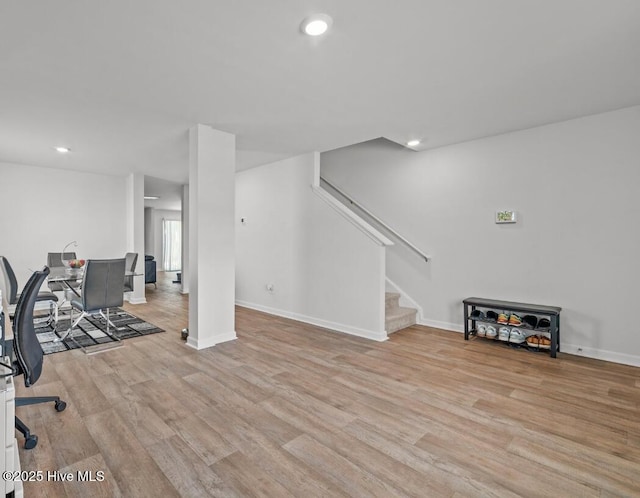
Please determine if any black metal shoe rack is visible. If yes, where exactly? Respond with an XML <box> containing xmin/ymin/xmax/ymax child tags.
<box><xmin>463</xmin><ymin>297</ymin><xmax>562</xmax><ymax>358</ymax></box>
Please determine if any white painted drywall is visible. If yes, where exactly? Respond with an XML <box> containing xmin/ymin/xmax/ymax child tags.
<box><xmin>0</xmin><ymin>161</ymin><xmax>127</xmax><ymax>286</ymax></box>
<box><xmin>181</xmin><ymin>184</ymin><xmax>189</xmax><ymax>294</ymax></box>
<box><xmin>187</xmin><ymin>125</ymin><xmax>236</xmax><ymax>349</ymax></box>
<box><xmin>321</xmin><ymin>106</ymin><xmax>640</xmax><ymax>365</ymax></box>
<box><xmin>125</xmin><ymin>172</ymin><xmax>146</xmax><ymax>304</ymax></box>
<box><xmin>144</xmin><ymin>207</ymin><xmax>155</xmax><ymax>258</ymax></box>
<box><xmin>236</xmin><ymin>152</ymin><xmax>387</xmax><ymax>340</ymax></box>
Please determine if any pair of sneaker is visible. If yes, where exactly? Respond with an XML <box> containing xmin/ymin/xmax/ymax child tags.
<box><xmin>508</xmin><ymin>328</ymin><xmax>527</xmax><ymax>344</ymax></box>
<box><xmin>497</xmin><ymin>312</ymin><xmax>523</xmax><ymax>327</ymax></box>
<box><xmin>498</xmin><ymin>327</ymin><xmax>510</xmax><ymax>341</ymax></box>
<box><xmin>499</xmin><ymin>326</ymin><xmax>527</xmax><ymax>343</ymax></box>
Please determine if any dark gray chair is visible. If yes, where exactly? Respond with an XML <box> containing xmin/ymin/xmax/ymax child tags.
<box><xmin>46</xmin><ymin>252</ymin><xmax>82</xmax><ymax>296</ymax></box>
<box><xmin>0</xmin><ymin>256</ymin><xmax>58</xmax><ymax>324</ymax></box>
<box><xmin>145</xmin><ymin>255</ymin><xmax>157</xmax><ymax>288</ymax></box>
<box><xmin>124</xmin><ymin>252</ymin><xmax>138</xmax><ymax>292</ymax></box>
<box><xmin>57</xmin><ymin>258</ymin><xmax>126</xmax><ymax>342</ymax></box>
<box><xmin>12</xmin><ymin>267</ymin><xmax>67</xmax><ymax>449</ymax></box>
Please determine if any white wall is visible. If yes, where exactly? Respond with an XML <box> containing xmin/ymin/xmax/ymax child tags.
<box><xmin>0</xmin><ymin>161</ymin><xmax>127</xmax><ymax>285</ymax></box>
<box><xmin>321</xmin><ymin>106</ymin><xmax>640</xmax><ymax>365</ymax></box>
<box><xmin>144</xmin><ymin>207</ymin><xmax>154</xmax><ymax>258</ymax></box>
<box><xmin>125</xmin><ymin>173</ymin><xmax>146</xmax><ymax>303</ymax></box>
<box><xmin>236</xmin><ymin>153</ymin><xmax>387</xmax><ymax>340</ymax></box>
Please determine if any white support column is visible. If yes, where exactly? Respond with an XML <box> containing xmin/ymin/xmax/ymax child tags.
<box><xmin>187</xmin><ymin>124</ymin><xmax>236</xmax><ymax>349</ymax></box>
<box><xmin>181</xmin><ymin>184</ymin><xmax>190</xmax><ymax>295</ymax></box>
<box><xmin>126</xmin><ymin>172</ymin><xmax>146</xmax><ymax>304</ymax></box>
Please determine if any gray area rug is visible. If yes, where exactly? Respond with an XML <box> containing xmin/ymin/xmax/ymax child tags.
<box><xmin>35</xmin><ymin>307</ymin><xmax>164</xmax><ymax>354</ymax></box>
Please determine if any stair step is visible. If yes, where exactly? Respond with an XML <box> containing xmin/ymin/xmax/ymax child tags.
<box><xmin>385</xmin><ymin>292</ymin><xmax>401</xmax><ymax>311</ymax></box>
<box><xmin>386</xmin><ymin>306</ymin><xmax>417</xmax><ymax>334</ymax></box>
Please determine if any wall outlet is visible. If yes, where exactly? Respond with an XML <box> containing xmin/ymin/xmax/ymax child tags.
<box><xmin>266</xmin><ymin>283</ymin><xmax>275</xmax><ymax>293</ymax></box>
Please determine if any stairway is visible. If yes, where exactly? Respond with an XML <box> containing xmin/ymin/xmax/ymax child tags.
<box><xmin>385</xmin><ymin>292</ymin><xmax>417</xmax><ymax>334</ymax></box>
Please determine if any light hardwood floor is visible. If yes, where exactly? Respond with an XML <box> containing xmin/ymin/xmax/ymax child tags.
<box><xmin>15</xmin><ymin>273</ymin><xmax>640</xmax><ymax>497</ymax></box>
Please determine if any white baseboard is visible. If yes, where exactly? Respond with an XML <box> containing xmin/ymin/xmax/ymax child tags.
<box><xmin>186</xmin><ymin>331</ymin><xmax>237</xmax><ymax>350</ymax></box>
<box><xmin>416</xmin><ymin>317</ymin><xmax>464</xmax><ymax>333</ymax></box>
<box><xmin>236</xmin><ymin>300</ymin><xmax>388</xmax><ymax>342</ymax></box>
<box><xmin>561</xmin><ymin>343</ymin><xmax>640</xmax><ymax>367</ymax></box>
<box><xmin>127</xmin><ymin>297</ymin><xmax>147</xmax><ymax>305</ymax></box>
<box><xmin>413</xmin><ymin>319</ymin><xmax>640</xmax><ymax>367</ymax></box>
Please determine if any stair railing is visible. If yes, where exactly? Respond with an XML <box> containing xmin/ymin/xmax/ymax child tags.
<box><xmin>320</xmin><ymin>176</ymin><xmax>430</xmax><ymax>262</ymax></box>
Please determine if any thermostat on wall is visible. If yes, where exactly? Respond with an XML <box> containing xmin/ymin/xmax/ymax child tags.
<box><xmin>495</xmin><ymin>210</ymin><xmax>517</xmax><ymax>224</ymax></box>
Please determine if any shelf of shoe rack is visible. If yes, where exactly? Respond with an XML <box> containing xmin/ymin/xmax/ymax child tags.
<box><xmin>463</xmin><ymin>297</ymin><xmax>562</xmax><ymax>358</ymax></box>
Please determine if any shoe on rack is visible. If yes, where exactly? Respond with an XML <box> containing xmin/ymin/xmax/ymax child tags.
<box><xmin>508</xmin><ymin>329</ymin><xmax>527</xmax><ymax>344</ymax></box>
<box><xmin>485</xmin><ymin>325</ymin><xmax>497</xmax><ymax>339</ymax></box>
<box><xmin>538</xmin><ymin>335</ymin><xmax>551</xmax><ymax>349</ymax></box>
<box><xmin>526</xmin><ymin>335</ymin><xmax>541</xmax><ymax>347</ymax></box>
<box><xmin>537</xmin><ymin>318</ymin><xmax>551</xmax><ymax>331</ymax></box>
<box><xmin>476</xmin><ymin>324</ymin><xmax>487</xmax><ymax>337</ymax></box>
<box><xmin>469</xmin><ymin>310</ymin><xmax>485</xmax><ymax>320</ymax></box>
<box><xmin>498</xmin><ymin>327</ymin><xmax>510</xmax><ymax>341</ymax></box>
<box><xmin>497</xmin><ymin>313</ymin><xmax>509</xmax><ymax>324</ymax></box>
<box><xmin>523</xmin><ymin>315</ymin><xmax>538</xmax><ymax>329</ymax></box>
<box><xmin>485</xmin><ymin>311</ymin><xmax>499</xmax><ymax>322</ymax></box>
<box><xmin>508</xmin><ymin>313</ymin><xmax>523</xmax><ymax>327</ymax></box>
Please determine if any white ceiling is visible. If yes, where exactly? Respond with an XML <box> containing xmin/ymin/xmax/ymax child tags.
<box><xmin>144</xmin><ymin>175</ymin><xmax>183</xmax><ymax>211</ymax></box>
<box><xmin>1</xmin><ymin>1</ymin><xmax>639</xmax><ymax>184</ymax></box>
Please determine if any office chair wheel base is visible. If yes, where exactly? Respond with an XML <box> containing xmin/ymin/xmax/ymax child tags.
<box><xmin>55</xmin><ymin>400</ymin><xmax>67</xmax><ymax>412</ymax></box>
<box><xmin>24</xmin><ymin>435</ymin><xmax>38</xmax><ymax>450</ymax></box>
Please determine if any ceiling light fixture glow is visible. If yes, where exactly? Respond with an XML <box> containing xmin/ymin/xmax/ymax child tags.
<box><xmin>144</xmin><ymin>196</ymin><xmax>160</xmax><ymax>200</ymax></box>
<box><xmin>301</xmin><ymin>14</ymin><xmax>333</xmax><ymax>36</ymax></box>
<box><xmin>54</xmin><ymin>146</ymin><xmax>71</xmax><ymax>153</ymax></box>
<box><xmin>407</xmin><ymin>139</ymin><xmax>421</xmax><ymax>147</ymax></box>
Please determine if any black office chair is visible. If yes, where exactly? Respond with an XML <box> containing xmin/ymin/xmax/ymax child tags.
<box><xmin>0</xmin><ymin>256</ymin><xmax>58</xmax><ymax>325</ymax></box>
<box><xmin>59</xmin><ymin>258</ymin><xmax>126</xmax><ymax>342</ymax></box>
<box><xmin>123</xmin><ymin>252</ymin><xmax>138</xmax><ymax>292</ymax></box>
<box><xmin>12</xmin><ymin>267</ymin><xmax>67</xmax><ymax>449</ymax></box>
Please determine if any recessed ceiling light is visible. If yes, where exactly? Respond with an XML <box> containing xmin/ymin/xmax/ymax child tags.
<box><xmin>144</xmin><ymin>196</ymin><xmax>160</xmax><ymax>200</ymax></box>
<box><xmin>301</xmin><ymin>14</ymin><xmax>333</xmax><ymax>36</ymax></box>
<box><xmin>54</xmin><ymin>146</ymin><xmax>71</xmax><ymax>153</ymax></box>
<box><xmin>407</xmin><ymin>140</ymin><xmax>421</xmax><ymax>147</ymax></box>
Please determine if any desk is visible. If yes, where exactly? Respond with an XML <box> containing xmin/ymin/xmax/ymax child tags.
<box><xmin>48</xmin><ymin>268</ymin><xmax>140</xmax><ymax>296</ymax></box>
<box><xmin>47</xmin><ymin>267</ymin><xmax>83</xmax><ymax>297</ymax></box>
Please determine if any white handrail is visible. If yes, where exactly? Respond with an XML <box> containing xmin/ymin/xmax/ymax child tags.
<box><xmin>320</xmin><ymin>177</ymin><xmax>430</xmax><ymax>262</ymax></box>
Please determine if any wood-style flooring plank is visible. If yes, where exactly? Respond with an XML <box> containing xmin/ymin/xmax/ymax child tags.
<box><xmin>146</xmin><ymin>435</ymin><xmax>239</xmax><ymax>498</ymax></box>
<box><xmin>210</xmin><ymin>452</ymin><xmax>296</xmax><ymax>498</ymax></box>
<box><xmin>83</xmin><ymin>409</ymin><xmax>179</xmax><ymax>497</ymax></box>
<box><xmin>283</xmin><ymin>434</ymin><xmax>404</xmax><ymax>497</ymax></box>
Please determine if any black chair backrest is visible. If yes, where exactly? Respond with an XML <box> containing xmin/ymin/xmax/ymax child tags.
<box><xmin>0</xmin><ymin>256</ymin><xmax>19</xmax><ymax>305</ymax></box>
<box><xmin>13</xmin><ymin>267</ymin><xmax>48</xmax><ymax>387</ymax></box>
<box><xmin>125</xmin><ymin>252</ymin><xmax>138</xmax><ymax>272</ymax></box>
<box><xmin>47</xmin><ymin>252</ymin><xmax>77</xmax><ymax>267</ymax></box>
<box><xmin>81</xmin><ymin>258</ymin><xmax>126</xmax><ymax>311</ymax></box>
<box><xmin>123</xmin><ymin>253</ymin><xmax>138</xmax><ymax>292</ymax></box>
